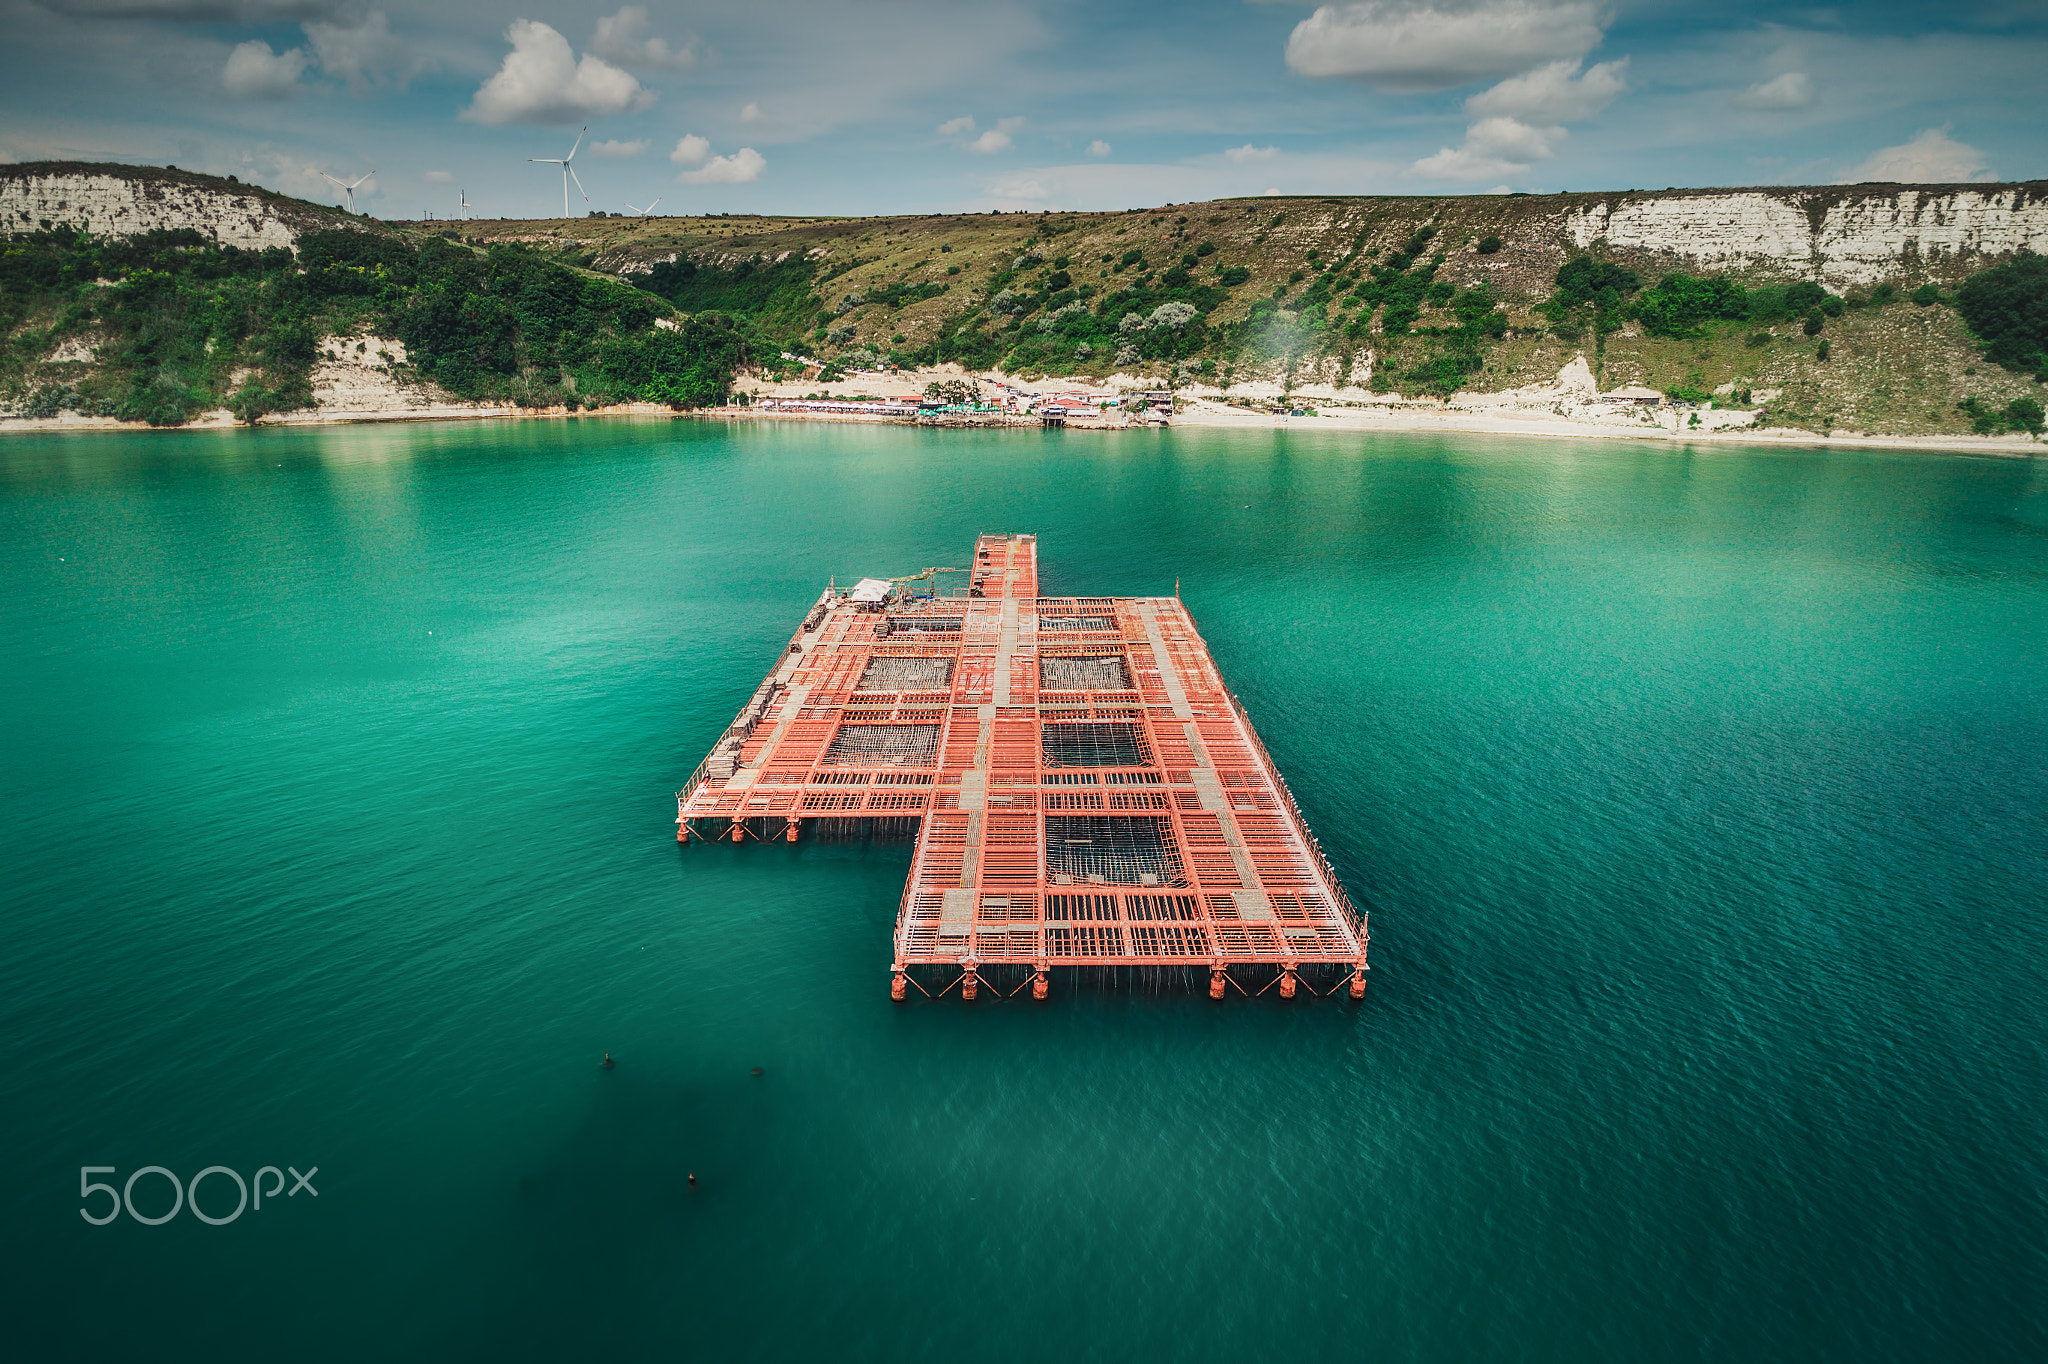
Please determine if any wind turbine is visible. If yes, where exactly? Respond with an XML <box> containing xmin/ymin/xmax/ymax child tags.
<box><xmin>623</xmin><ymin>198</ymin><xmax>661</xmax><ymax>217</ymax></box>
<box><xmin>318</xmin><ymin>169</ymin><xmax>375</xmax><ymax>214</ymax></box>
<box><xmin>459</xmin><ymin>189</ymin><xmax>471</xmax><ymax>220</ymax></box>
<box><xmin>529</xmin><ymin>126</ymin><xmax>589</xmax><ymax>219</ymax></box>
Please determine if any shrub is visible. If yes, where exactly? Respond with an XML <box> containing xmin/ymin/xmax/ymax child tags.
<box><xmin>1868</xmin><ymin>282</ymin><xmax>1897</xmax><ymax>306</ymax></box>
<box><xmin>1219</xmin><ymin>266</ymin><xmax>1250</xmax><ymax>287</ymax></box>
<box><xmin>1195</xmin><ymin>241</ymin><xmax>1215</xmax><ymax>257</ymax></box>
<box><xmin>1957</xmin><ymin>397</ymin><xmax>2003</xmax><ymax>434</ymax></box>
<box><xmin>2007</xmin><ymin>395</ymin><xmax>2046</xmax><ymax>435</ymax></box>
<box><xmin>1288</xmin><ymin>269</ymin><xmax>1305</xmax><ymax>283</ymax></box>
<box><xmin>939</xmin><ymin>243</ymin><xmax>951</xmax><ymax>253</ymax></box>
<box><xmin>1803</xmin><ymin>310</ymin><xmax>1825</xmax><ymax>336</ymax></box>
<box><xmin>1816</xmin><ymin>339</ymin><xmax>1831</xmax><ymax>361</ymax></box>
<box><xmin>1956</xmin><ymin>251</ymin><xmax>2048</xmax><ymax>374</ymax></box>
<box><xmin>1913</xmin><ymin>282</ymin><xmax>1942</xmax><ymax>306</ymax></box>
<box><xmin>1553</xmin><ymin>257</ymin><xmax>1641</xmax><ymax>306</ymax></box>
<box><xmin>1147</xmin><ymin>301</ymin><xmax>1197</xmax><ymax>330</ymax></box>
<box><xmin>1476</xmin><ymin>235</ymin><xmax>1503</xmax><ymax>254</ymax></box>
<box><xmin>1746</xmin><ymin>332</ymin><xmax>1772</xmax><ymax>347</ymax></box>
<box><xmin>1632</xmin><ymin>273</ymin><xmax>1750</xmax><ymax>337</ymax></box>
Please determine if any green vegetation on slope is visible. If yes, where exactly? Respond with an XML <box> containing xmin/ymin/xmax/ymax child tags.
<box><xmin>2</xmin><ymin>226</ymin><xmax>750</xmax><ymax>423</ymax></box>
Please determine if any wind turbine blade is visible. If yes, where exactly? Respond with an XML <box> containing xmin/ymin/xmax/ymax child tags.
<box><xmin>319</xmin><ymin>172</ymin><xmax>345</xmax><ymax>188</ymax></box>
<box><xmin>568</xmin><ymin>164</ymin><xmax>589</xmax><ymax>203</ymax></box>
<box><xmin>647</xmin><ymin>198</ymin><xmax>660</xmax><ymax>213</ymax></box>
<box><xmin>567</xmin><ymin>125</ymin><xmax>586</xmax><ymax>161</ymax></box>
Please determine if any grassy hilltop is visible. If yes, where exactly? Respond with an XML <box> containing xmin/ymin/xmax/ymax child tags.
<box><xmin>3</xmin><ymin>162</ymin><xmax>2045</xmax><ymax>437</ymax></box>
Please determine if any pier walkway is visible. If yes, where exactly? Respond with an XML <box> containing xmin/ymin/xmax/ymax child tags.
<box><xmin>677</xmin><ymin>534</ymin><xmax>1368</xmax><ymax>1002</ymax></box>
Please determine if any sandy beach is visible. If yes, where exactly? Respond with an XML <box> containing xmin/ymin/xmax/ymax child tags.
<box><xmin>5</xmin><ymin>352</ymin><xmax>2041</xmax><ymax>457</ymax></box>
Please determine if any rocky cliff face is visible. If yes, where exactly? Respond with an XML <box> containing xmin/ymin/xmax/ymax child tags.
<box><xmin>1</xmin><ymin>162</ymin><xmax>351</xmax><ymax>248</ymax></box>
<box><xmin>1562</xmin><ymin>187</ymin><xmax>2047</xmax><ymax>287</ymax></box>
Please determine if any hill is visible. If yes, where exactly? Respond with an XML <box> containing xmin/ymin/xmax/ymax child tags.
<box><xmin>3</xmin><ymin>161</ymin><xmax>2045</xmax><ymax>440</ymax></box>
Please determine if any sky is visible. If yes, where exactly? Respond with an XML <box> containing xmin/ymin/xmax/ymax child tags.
<box><xmin>1</xmin><ymin>0</ymin><xmax>2043</xmax><ymax>220</ymax></box>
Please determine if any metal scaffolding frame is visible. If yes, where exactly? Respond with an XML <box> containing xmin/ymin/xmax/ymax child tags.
<box><xmin>676</xmin><ymin>533</ymin><xmax>1368</xmax><ymax>1003</ymax></box>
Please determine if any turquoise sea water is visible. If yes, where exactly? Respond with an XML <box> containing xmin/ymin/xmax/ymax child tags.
<box><xmin>2</xmin><ymin>419</ymin><xmax>2045</xmax><ymax>1362</ymax></box>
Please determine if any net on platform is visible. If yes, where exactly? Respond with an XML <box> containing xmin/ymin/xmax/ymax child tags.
<box><xmin>856</xmin><ymin>657</ymin><xmax>955</xmax><ymax>691</ymax></box>
<box><xmin>1041</xmin><ymin>721</ymin><xmax>1151</xmax><ymax>768</ymax></box>
<box><xmin>1044</xmin><ymin>816</ymin><xmax>1186</xmax><ymax>886</ymax></box>
<box><xmin>1039</xmin><ymin>655</ymin><xmax>1132</xmax><ymax>691</ymax></box>
<box><xmin>821</xmin><ymin>723</ymin><xmax>941</xmax><ymax>767</ymax></box>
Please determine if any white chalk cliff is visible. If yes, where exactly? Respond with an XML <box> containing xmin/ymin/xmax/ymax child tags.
<box><xmin>1564</xmin><ymin>189</ymin><xmax>2047</xmax><ymax>286</ymax></box>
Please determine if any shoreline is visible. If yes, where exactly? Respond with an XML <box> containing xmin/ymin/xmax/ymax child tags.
<box><xmin>3</xmin><ymin>393</ymin><xmax>2040</xmax><ymax>458</ymax></box>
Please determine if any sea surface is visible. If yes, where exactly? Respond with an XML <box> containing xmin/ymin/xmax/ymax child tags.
<box><xmin>2</xmin><ymin>418</ymin><xmax>2045</xmax><ymax>1362</ymax></box>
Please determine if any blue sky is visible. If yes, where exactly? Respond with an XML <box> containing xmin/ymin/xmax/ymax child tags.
<box><xmin>2</xmin><ymin>1</ymin><xmax>2043</xmax><ymax>219</ymax></box>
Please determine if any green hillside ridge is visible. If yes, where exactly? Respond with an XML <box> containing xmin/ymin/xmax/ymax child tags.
<box><xmin>3</xmin><ymin>161</ymin><xmax>2045</xmax><ymax>437</ymax></box>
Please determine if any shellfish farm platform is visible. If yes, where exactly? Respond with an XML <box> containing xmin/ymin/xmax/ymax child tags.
<box><xmin>677</xmin><ymin>534</ymin><xmax>1368</xmax><ymax>1002</ymax></box>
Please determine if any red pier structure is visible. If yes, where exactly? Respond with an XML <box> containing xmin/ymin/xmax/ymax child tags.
<box><xmin>676</xmin><ymin>534</ymin><xmax>1368</xmax><ymax>1002</ymax></box>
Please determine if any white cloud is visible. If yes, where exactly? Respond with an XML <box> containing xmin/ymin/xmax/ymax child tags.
<box><xmin>937</xmin><ymin>116</ymin><xmax>976</xmax><ymax>136</ymax></box>
<box><xmin>590</xmin><ymin>138</ymin><xmax>648</xmax><ymax>158</ymax></box>
<box><xmin>970</xmin><ymin>129</ymin><xmax>1013</xmax><ymax>154</ymax></box>
<box><xmin>1485</xmin><ymin>183</ymin><xmax>1512</xmax><ymax>193</ymax></box>
<box><xmin>1224</xmin><ymin>144</ymin><xmax>1278</xmax><ymax>163</ymax></box>
<box><xmin>1087</xmin><ymin>139</ymin><xmax>1112</xmax><ymax>157</ymax></box>
<box><xmin>304</xmin><ymin>11</ymin><xmax>412</xmax><ymax>95</ymax></box>
<box><xmin>1466</xmin><ymin>57</ymin><xmax>1626</xmax><ymax>122</ymax></box>
<box><xmin>463</xmin><ymin>20</ymin><xmax>654</xmax><ymax>126</ymax></box>
<box><xmin>677</xmin><ymin>146</ymin><xmax>765</xmax><ymax>184</ymax></box>
<box><xmin>423</xmin><ymin>169</ymin><xmax>452</xmax><ymax>183</ymax></box>
<box><xmin>222</xmin><ymin>40</ymin><xmax>307</xmax><ymax>98</ymax></box>
<box><xmin>1407</xmin><ymin>53</ymin><xmax>1623</xmax><ymax>182</ymax></box>
<box><xmin>1411</xmin><ymin>114</ymin><xmax>1564</xmax><ymax>179</ymax></box>
<box><xmin>48</xmin><ymin>0</ymin><xmax>346</xmax><ymax>18</ymax></box>
<box><xmin>588</xmin><ymin>6</ymin><xmax>699</xmax><ymax>71</ymax></box>
<box><xmin>987</xmin><ymin>175</ymin><xmax>1050</xmax><ymax>203</ymax></box>
<box><xmin>1734</xmin><ymin>71</ymin><xmax>1814</xmax><ymax>111</ymax></box>
<box><xmin>1285</xmin><ymin>0</ymin><xmax>1606</xmax><ymax>93</ymax></box>
<box><xmin>1837</xmin><ymin>128</ymin><xmax>1993</xmax><ymax>184</ymax></box>
<box><xmin>668</xmin><ymin>133</ymin><xmax>710</xmax><ymax>166</ymax></box>
<box><xmin>739</xmin><ymin>102</ymin><xmax>766</xmax><ymax>124</ymax></box>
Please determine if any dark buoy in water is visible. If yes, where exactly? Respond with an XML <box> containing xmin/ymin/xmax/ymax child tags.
<box><xmin>601</xmin><ymin>1053</ymin><xmax>615</xmax><ymax>1070</ymax></box>
<box><xmin>687</xmin><ymin>1172</ymin><xmax>697</xmax><ymax>1187</ymax></box>
<box><xmin>750</xmin><ymin>1067</ymin><xmax>764</xmax><ymax>1077</ymax></box>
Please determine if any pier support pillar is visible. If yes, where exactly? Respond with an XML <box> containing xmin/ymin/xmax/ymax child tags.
<box><xmin>784</xmin><ymin>819</ymin><xmax>799</xmax><ymax>843</ymax></box>
<box><xmin>891</xmin><ymin>967</ymin><xmax>907</xmax><ymax>1004</ymax></box>
<box><xmin>1349</xmin><ymin>962</ymin><xmax>1367</xmax><ymax>1000</ymax></box>
<box><xmin>676</xmin><ymin>820</ymin><xmax>689</xmax><ymax>844</ymax></box>
<box><xmin>729</xmin><ymin>820</ymin><xmax>746</xmax><ymax>843</ymax></box>
<box><xmin>1209</xmin><ymin>962</ymin><xmax>1227</xmax><ymax>1000</ymax></box>
<box><xmin>1279</xmin><ymin>962</ymin><xmax>1298</xmax><ymax>1000</ymax></box>
<box><xmin>1031</xmin><ymin>963</ymin><xmax>1049</xmax><ymax>1002</ymax></box>
<box><xmin>960</xmin><ymin>959</ymin><xmax>980</xmax><ymax>1002</ymax></box>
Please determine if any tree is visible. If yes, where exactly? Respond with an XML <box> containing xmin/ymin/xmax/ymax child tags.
<box><xmin>1956</xmin><ymin>251</ymin><xmax>2048</xmax><ymax>374</ymax></box>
